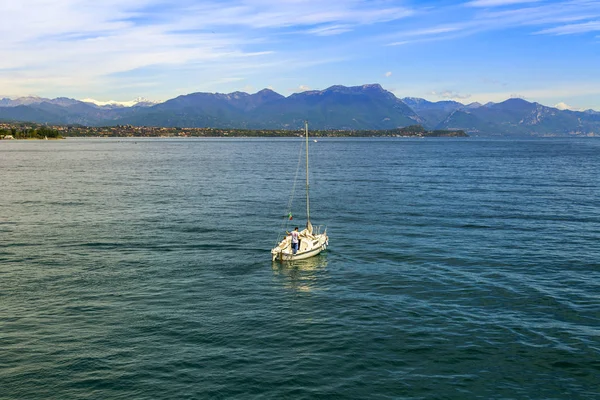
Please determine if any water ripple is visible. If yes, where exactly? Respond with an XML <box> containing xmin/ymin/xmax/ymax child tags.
<box><xmin>1</xmin><ymin>138</ymin><xmax>599</xmax><ymax>399</ymax></box>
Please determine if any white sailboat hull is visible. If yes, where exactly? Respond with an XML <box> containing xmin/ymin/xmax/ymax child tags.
<box><xmin>271</xmin><ymin>230</ymin><xmax>328</xmax><ymax>262</ymax></box>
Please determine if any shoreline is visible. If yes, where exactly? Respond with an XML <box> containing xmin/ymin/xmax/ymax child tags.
<box><xmin>1</xmin><ymin>123</ymin><xmax>468</xmax><ymax>139</ymax></box>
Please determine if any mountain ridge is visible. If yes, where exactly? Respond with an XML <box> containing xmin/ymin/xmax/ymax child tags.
<box><xmin>1</xmin><ymin>85</ymin><xmax>599</xmax><ymax>136</ymax></box>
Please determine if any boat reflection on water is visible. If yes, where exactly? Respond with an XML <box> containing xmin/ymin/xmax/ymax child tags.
<box><xmin>271</xmin><ymin>254</ymin><xmax>328</xmax><ymax>292</ymax></box>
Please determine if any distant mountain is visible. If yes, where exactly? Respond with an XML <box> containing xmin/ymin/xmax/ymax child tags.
<box><xmin>0</xmin><ymin>95</ymin><xmax>160</xmax><ymax>109</ymax></box>
<box><xmin>465</xmin><ymin>102</ymin><xmax>482</xmax><ymax>109</ymax></box>
<box><xmin>1</xmin><ymin>85</ymin><xmax>599</xmax><ymax>136</ymax></box>
<box><xmin>435</xmin><ymin>98</ymin><xmax>600</xmax><ymax>136</ymax></box>
<box><xmin>116</xmin><ymin>84</ymin><xmax>421</xmax><ymax>130</ymax></box>
<box><xmin>402</xmin><ymin>97</ymin><xmax>465</xmax><ymax>128</ymax></box>
<box><xmin>82</xmin><ymin>97</ymin><xmax>161</xmax><ymax>108</ymax></box>
<box><xmin>0</xmin><ymin>104</ymin><xmax>61</xmax><ymax>124</ymax></box>
<box><xmin>0</xmin><ymin>95</ymin><xmax>161</xmax><ymax>125</ymax></box>
<box><xmin>0</xmin><ymin>98</ymin><xmax>124</xmax><ymax>125</ymax></box>
<box><xmin>0</xmin><ymin>96</ymin><xmax>51</xmax><ymax>107</ymax></box>
<box><xmin>243</xmin><ymin>84</ymin><xmax>420</xmax><ymax>130</ymax></box>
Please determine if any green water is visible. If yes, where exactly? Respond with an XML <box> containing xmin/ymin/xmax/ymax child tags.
<box><xmin>1</xmin><ymin>138</ymin><xmax>599</xmax><ymax>399</ymax></box>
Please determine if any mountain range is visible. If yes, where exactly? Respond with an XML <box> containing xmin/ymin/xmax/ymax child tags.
<box><xmin>1</xmin><ymin>84</ymin><xmax>599</xmax><ymax>136</ymax></box>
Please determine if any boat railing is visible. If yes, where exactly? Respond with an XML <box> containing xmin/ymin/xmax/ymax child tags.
<box><xmin>312</xmin><ymin>225</ymin><xmax>326</xmax><ymax>235</ymax></box>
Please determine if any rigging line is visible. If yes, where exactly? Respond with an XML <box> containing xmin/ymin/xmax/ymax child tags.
<box><xmin>275</xmin><ymin>136</ymin><xmax>306</xmax><ymax>245</ymax></box>
<box><xmin>287</xmin><ymin>138</ymin><xmax>305</xmax><ymax>214</ymax></box>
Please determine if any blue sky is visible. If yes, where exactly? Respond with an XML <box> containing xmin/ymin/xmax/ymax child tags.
<box><xmin>1</xmin><ymin>0</ymin><xmax>599</xmax><ymax>110</ymax></box>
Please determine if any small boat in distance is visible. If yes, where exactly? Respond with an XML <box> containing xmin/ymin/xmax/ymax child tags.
<box><xmin>271</xmin><ymin>122</ymin><xmax>328</xmax><ymax>262</ymax></box>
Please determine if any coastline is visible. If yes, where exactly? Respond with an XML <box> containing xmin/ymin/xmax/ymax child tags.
<box><xmin>1</xmin><ymin>122</ymin><xmax>467</xmax><ymax>139</ymax></box>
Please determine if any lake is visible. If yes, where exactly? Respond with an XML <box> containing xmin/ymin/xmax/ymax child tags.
<box><xmin>1</xmin><ymin>137</ymin><xmax>599</xmax><ymax>399</ymax></box>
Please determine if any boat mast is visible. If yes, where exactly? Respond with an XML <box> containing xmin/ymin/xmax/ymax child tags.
<box><xmin>305</xmin><ymin>121</ymin><xmax>310</xmax><ymax>225</ymax></box>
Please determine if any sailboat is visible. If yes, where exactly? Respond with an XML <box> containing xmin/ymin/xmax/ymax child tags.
<box><xmin>271</xmin><ymin>121</ymin><xmax>328</xmax><ymax>262</ymax></box>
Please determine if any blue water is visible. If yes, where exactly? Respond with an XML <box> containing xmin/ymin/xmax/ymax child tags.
<box><xmin>1</xmin><ymin>137</ymin><xmax>599</xmax><ymax>399</ymax></box>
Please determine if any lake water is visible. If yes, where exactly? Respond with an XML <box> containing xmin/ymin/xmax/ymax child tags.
<box><xmin>1</xmin><ymin>137</ymin><xmax>599</xmax><ymax>399</ymax></box>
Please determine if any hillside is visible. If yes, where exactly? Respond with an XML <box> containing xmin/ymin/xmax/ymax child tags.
<box><xmin>1</xmin><ymin>85</ymin><xmax>599</xmax><ymax>136</ymax></box>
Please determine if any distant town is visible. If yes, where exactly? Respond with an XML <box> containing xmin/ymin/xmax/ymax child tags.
<box><xmin>0</xmin><ymin>122</ymin><xmax>467</xmax><ymax>139</ymax></box>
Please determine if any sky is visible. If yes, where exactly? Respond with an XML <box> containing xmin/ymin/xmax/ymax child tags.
<box><xmin>1</xmin><ymin>0</ymin><xmax>599</xmax><ymax>110</ymax></box>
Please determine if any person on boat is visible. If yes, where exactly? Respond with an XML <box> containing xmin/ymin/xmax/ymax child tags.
<box><xmin>289</xmin><ymin>227</ymin><xmax>299</xmax><ymax>254</ymax></box>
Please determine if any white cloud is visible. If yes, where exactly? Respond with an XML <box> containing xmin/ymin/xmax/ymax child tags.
<box><xmin>431</xmin><ymin>90</ymin><xmax>471</xmax><ymax>100</ymax></box>
<box><xmin>387</xmin><ymin>40</ymin><xmax>410</xmax><ymax>46</ymax></box>
<box><xmin>476</xmin><ymin>2</ymin><xmax>600</xmax><ymax>30</ymax></box>
<box><xmin>305</xmin><ymin>24</ymin><xmax>353</xmax><ymax>36</ymax></box>
<box><xmin>1</xmin><ymin>0</ymin><xmax>599</xmax><ymax>109</ymax></box>
<box><xmin>466</xmin><ymin>0</ymin><xmax>541</xmax><ymax>8</ymax></box>
<box><xmin>298</xmin><ymin>85</ymin><xmax>311</xmax><ymax>92</ymax></box>
<box><xmin>554</xmin><ymin>102</ymin><xmax>578</xmax><ymax>110</ymax></box>
<box><xmin>462</xmin><ymin>84</ymin><xmax>600</xmax><ymax>106</ymax></box>
<box><xmin>385</xmin><ymin>71</ymin><xmax>392</xmax><ymax>77</ymax></box>
<box><xmin>535</xmin><ymin>20</ymin><xmax>600</xmax><ymax>35</ymax></box>
<box><xmin>0</xmin><ymin>0</ymin><xmax>413</xmax><ymax>98</ymax></box>
<box><xmin>182</xmin><ymin>1</ymin><xmax>413</xmax><ymax>29</ymax></box>
<box><xmin>385</xmin><ymin>1</ymin><xmax>600</xmax><ymax>46</ymax></box>
<box><xmin>404</xmin><ymin>26</ymin><xmax>460</xmax><ymax>36</ymax></box>
<box><xmin>82</xmin><ymin>97</ymin><xmax>160</xmax><ymax>107</ymax></box>
<box><xmin>384</xmin><ymin>25</ymin><xmax>463</xmax><ymax>46</ymax></box>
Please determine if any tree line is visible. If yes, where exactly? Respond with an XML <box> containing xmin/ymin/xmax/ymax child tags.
<box><xmin>0</xmin><ymin>122</ymin><xmax>466</xmax><ymax>138</ymax></box>
<box><xmin>0</xmin><ymin>125</ymin><xmax>62</xmax><ymax>139</ymax></box>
